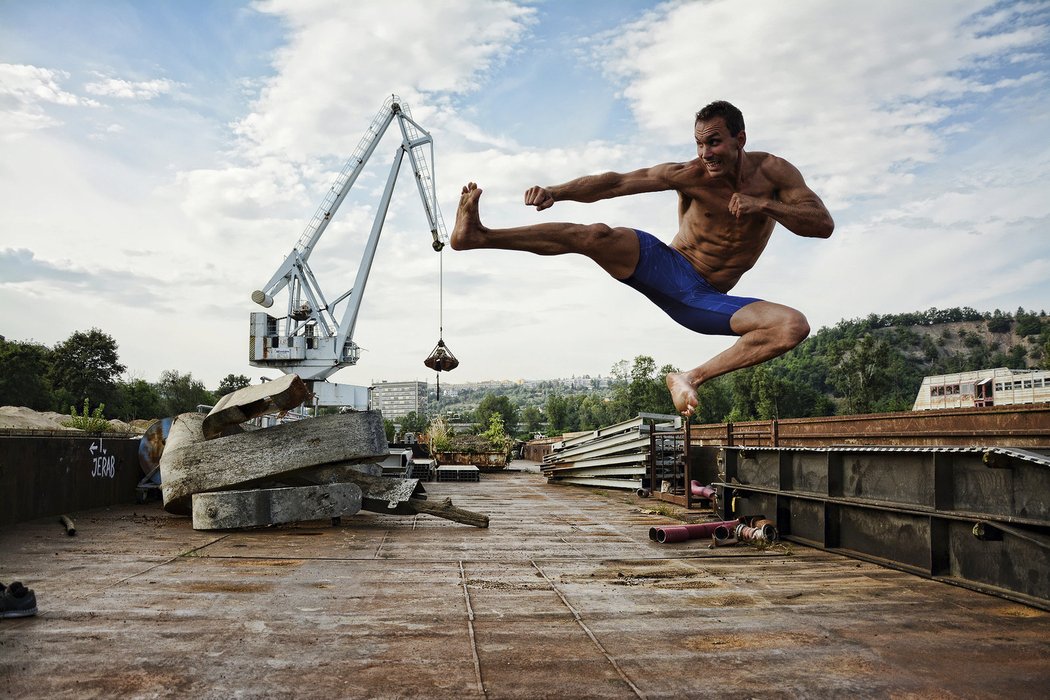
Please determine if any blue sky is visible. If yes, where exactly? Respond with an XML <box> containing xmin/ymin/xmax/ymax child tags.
<box><xmin>2</xmin><ymin>0</ymin><xmax>1049</xmax><ymax>391</ymax></box>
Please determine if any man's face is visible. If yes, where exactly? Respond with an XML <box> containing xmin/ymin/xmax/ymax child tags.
<box><xmin>695</xmin><ymin>117</ymin><xmax>744</xmax><ymax>178</ymax></box>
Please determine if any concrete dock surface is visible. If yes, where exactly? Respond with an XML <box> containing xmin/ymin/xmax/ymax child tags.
<box><xmin>2</xmin><ymin>463</ymin><xmax>1048</xmax><ymax>698</ymax></box>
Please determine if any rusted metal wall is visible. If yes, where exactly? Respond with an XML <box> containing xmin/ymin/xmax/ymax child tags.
<box><xmin>690</xmin><ymin>403</ymin><xmax>1050</xmax><ymax>448</ymax></box>
<box><xmin>0</xmin><ymin>432</ymin><xmax>141</xmax><ymax>526</ymax></box>
<box><xmin>435</xmin><ymin>451</ymin><xmax>508</xmax><ymax>470</ymax></box>
<box><xmin>523</xmin><ymin>438</ymin><xmax>558</xmax><ymax>462</ymax></box>
<box><xmin>715</xmin><ymin>445</ymin><xmax>1050</xmax><ymax>609</ymax></box>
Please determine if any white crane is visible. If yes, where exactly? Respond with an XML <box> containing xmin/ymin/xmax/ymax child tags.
<box><xmin>249</xmin><ymin>95</ymin><xmax>448</xmax><ymax>408</ymax></box>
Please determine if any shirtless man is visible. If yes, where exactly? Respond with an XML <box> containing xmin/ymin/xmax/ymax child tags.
<box><xmin>450</xmin><ymin>100</ymin><xmax>834</xmax><ymax>417</ymax></box>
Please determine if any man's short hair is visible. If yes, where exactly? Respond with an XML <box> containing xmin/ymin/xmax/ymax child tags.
<box><xmin>696</xmin><ymin>100</ymin><xmax>745</xmax><ymax>136</ymax></box>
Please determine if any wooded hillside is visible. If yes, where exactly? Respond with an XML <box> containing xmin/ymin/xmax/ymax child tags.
<box><xmin>2</xmin><ymin>307</ymin><xmax>1047</xmax><ymax>435</ymax></box>
<box><xmin>433</xmin><ymin>306</ymin><xmax>1050</xmax><ymax>431</ymax></box>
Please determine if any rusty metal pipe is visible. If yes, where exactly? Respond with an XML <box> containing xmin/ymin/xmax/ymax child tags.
<box><xmin>651</xmin><ymin>519</ymin><xmax>742</xmax><ymax>544</ymax></box>
<box><xmin>59</xmin><ymin>514</ymin><xmax>76</xmax><ymax>536</ymax></box>
<box><xmin>734</xmin><ymin>522</ymin><xmax>778</xmax><ymax>542</ymax></box>
<box><xmin>690</xmin><ymin>480</ymin><xmax>716</xmax><ymax>500</ymax></box>
<box><xmin>655</xmin><ymin>526</ymin><xmax>690</xmax><ymax>543</ymax></box>
<box><xmin>711</xmin><ymin>525</ymin><xmax>738</xmax><ymax>546</ymax></box>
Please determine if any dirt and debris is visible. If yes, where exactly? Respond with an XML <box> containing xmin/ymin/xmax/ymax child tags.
<box><xmin>0</xmin><ymin>405</ymin><xmax>150</xmax><ymax>434</ymax></box>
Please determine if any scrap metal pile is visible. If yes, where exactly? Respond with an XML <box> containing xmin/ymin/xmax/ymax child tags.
<box><xmin>154</xmin><ymin>375</ymin><xmax>488</xmax><ymax>530</ymax></box>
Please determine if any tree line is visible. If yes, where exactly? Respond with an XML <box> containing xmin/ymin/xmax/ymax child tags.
<box><xmin>405</xmin><ymin>306</ymin><xmax>1050</xmax><ymax>438</ymax></box>
<box><xmin>0</xmin><ymin>328</ymin><xmax>250</xmax><ymax>421</ymax></box>
<box><xmin>3</xmin><ymin>306</ymin><xmax>1047</xmax><ymax>432</ymax></box>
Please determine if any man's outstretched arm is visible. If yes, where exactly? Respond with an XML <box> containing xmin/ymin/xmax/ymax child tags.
<box><xmin>729</xmin><ymin>158</ymin><xmax>834</xmax><ymax>238</ymax></box>
<box><xmin>525</xmin><ymin>163</ymin><xmax>680</xmax><ymax>211</ymax></box>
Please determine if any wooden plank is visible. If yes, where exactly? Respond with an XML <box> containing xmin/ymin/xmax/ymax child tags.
<box><xmin>191</xmin><ymin>482</ymin><xmax>363</xmax><ymax>530</ymax></box>
<box><xmin>409</xmin><ymin>496</ymin><xmax>489</xmax><ymax>528</ymax></box>
<box><xmin>159</xmin><ymin>411</ymin><xmax>386</xmax><ymax>514</ymax></box>
<box><xmin>203</xmin><ymin>374</ymin><xmax>309</xmax><ymax>440</ymax></box>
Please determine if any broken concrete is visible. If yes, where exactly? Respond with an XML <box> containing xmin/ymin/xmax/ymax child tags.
<box><xmin>285</xmin><ymin>464</ymin><xmax>488</xmax><ymax>527</ymax></box>
<box><xmin>159</xmin><ymin>411</ymin><xmax>386</xmax><ymax>514</ymax></box>
<box><xmin>191</xmin><ymin>482</ymin><xmax>362</xmax><ymax>530</ymax></box>
<box><xmin>202</xmin><ymin>374</ymin><xmax>309</xmax><ymax>440</ymax></box>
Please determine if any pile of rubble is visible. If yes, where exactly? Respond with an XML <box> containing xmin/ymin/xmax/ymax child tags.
<box><xmin>157</xmin><ymin>375</ymin><xmax>488</xmax><ymax>531</ymax></box>
<box><xmin>0</xmin><ymin>405</ymin><xmax>147</xmax><ymax>434</ymax></box>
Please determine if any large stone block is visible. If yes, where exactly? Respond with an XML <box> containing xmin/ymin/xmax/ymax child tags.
<box><xmin>191</xmin><ymin>482</ymin><xmax>362</xmax><ymax>530</ymax></box>
<box><xmin>159</xmin><ymin>411</ymin><xmax>386</xmax><ymax>514</ymax></box>
<box><xmin>202</xmin><ymin>374</ymin><xmax>309</xmax><ymax>439</ymax></box>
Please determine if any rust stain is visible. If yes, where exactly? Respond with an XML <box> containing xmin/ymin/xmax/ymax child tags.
<box><xmin>684</xmin><ymin>630</ymin><xmax>824</xmax><ymax>652</ymax></box>
<box><xmin>991</xmin><ymin>604</ymin><xmax>1047</xmax><ymax>619</ymax></box>
<box><xmin>222</xmin><ymin>558</ymin><xmax>304</xmax><ymax>568</ymax></box>
<box><xmin>697</xmin><ymin>593</ymin><xmax>758</xmax><ymax>607</ymax></box>
<box><xmin>185</xmin><ymin>581</ymin><xmax>273</xmax><ymax>593</ymax></box>
<box><xmin>467</xmin><ymin>579</ymin><xmax>548</xmax><ymax>591</ymax></box>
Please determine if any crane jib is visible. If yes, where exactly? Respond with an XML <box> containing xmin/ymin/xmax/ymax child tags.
<box><xmin>248</xmin><ymin>95</ymin><xmax>453</xmax><ymax>408</ymax></box>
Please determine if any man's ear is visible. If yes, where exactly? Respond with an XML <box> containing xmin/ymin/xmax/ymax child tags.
<box><xmin>736</xmin><ymin>130</ymin><xmax>747</xmax><ymax>149</ymax></box>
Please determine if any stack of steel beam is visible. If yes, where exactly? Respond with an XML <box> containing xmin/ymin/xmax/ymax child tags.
<box><xmin>542</xmin><ymin>414</ymin><xmax>681</xmax><ymax>490</ymax></box>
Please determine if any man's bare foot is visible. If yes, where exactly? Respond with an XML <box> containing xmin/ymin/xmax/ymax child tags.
<box><xmin>450</xmin><ymin>182</ymin><xmax>486</xmax><ymax>250</ymax></box>
<box><xmin>666</xmin><ymin>371</ymin><xmax>698</xmax><ymax>418</ymax></box>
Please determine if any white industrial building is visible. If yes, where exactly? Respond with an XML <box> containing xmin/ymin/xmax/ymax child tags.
<box><xmin>371</xmin><ymin>380</ymin><xmax>428</xmax><ymax>419</ymax></box>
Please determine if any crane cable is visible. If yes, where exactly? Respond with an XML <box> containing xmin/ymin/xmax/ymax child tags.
<box><xmin>424</xmin><ymin>244</ymin><xmax>459</xmax><ymax>401</ymax></box>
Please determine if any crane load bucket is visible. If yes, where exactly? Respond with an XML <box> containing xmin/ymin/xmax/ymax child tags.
<box><xmin>424</xmin><ymin>339</ymin><xmax>459</xmax><ymax>372</ymax></box>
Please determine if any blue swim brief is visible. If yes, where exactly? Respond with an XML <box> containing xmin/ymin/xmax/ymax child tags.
<box><xmin>619</xmin><ymin>230</ymin><xmax>761</xmax><ymax>336</ymax></box>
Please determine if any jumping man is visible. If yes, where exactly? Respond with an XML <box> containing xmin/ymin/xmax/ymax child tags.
<box><xmin>450</xmin><ymin>100</ymin><xmax>834</xmax><ymax>417</ymax></box>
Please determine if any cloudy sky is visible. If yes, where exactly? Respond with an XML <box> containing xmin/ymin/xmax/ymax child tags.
<box><xmin>2</xmin><ymin>0</ymin><xmax>1048</xmax><ymax>392</ymax></box>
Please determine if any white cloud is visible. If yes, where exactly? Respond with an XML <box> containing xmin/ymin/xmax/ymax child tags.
<box><xmin>84</xmin><ymin>76</ymin><xmax>178</xmax><ymax>100</ymax></box>
<box><xmin>598</xmin><ymin>0</ymin><xmax>1049</xmax><ymax>206</ymax></box>
<box><xmin>0</xmin><ymin>63</ymin><xmax>92</xmax><ymax>138</ymax></box>
<box><xmin>235</xmin><ymin>0</ymin><xmax>536</xmax><ymax>162</ymax></box>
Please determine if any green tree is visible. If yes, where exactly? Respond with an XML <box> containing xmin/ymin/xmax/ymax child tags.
<box><xmin>114</xmin><ymin>379</ymin><xmax>165</xmax><ymax>421</ymax></box>
<box><xmin>609</xmin><ymin>355</ymin><xmax>677</xmax><ymax>418</ymax></box>
<box><xmin>48</xmin><ymin>328</ymin><xmax>126</xmax><ymax>413</ymax></box>
<box><xmin>829</xmin><ymin>335</ymin><xmax>893</xmax><ymax>414</ymax></box>
<box><xmin>215</xmin><ymin>374</ymin><xmax>252</xmax><ymax>397</ymax></box>
<box><xmin>987</xmin><ymin>315</ymin><xmax>1012</xmax><ymax>334</ymax></box>
<box><xmin>544</xmin><ymin>394</ymin><xmax>573</xmax><ymax>434</ymax></box>
<box><xmin>520</xmin><ymin>405</ymin><xmax>543</xmax><ymax>434</ymax></box>
<box><xmin>156</xmin><ymin>370</ymin><xmax>215</xmax><ymax>415</ymax></box>
<box><xmin>398</xmin><ymin>411</ymin><xmax>429</xmax><ymax>435</ymax></box>
<box><xmin>577</xmin><ymin>394</ymin><xmax>613</xmax><ymax>430</ymax></box>
<box><xmin>694</xmin><ymin>377</ymin><xmax>733</xmax><ymax>423</ymax></box>
<box><xmin>475</xmin><ymin>394</ymin><xmax>518</xmax><ymax>435</ymax></box>
<box><xmin>0</xmin><ymin>337</ymin><xmax>53</xmax><ymax>410</ymax></box>
<box><xmin>1016</xmin><ymin>310</ymin><xmax>1043</xmax><ymax>337</ymax></box>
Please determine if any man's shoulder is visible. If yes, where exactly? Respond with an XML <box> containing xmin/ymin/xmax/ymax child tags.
<box><xmin>750</xmin><ymin>151</ymin><xmax>798</xmax><ymax>177</ymax></box>
<box><xmin>657</xmin><ymin>159</ymin><xmax>705</xmax><ymax>182</ymax></box>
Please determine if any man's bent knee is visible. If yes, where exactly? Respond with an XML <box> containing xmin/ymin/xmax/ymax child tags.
<box><xmin>732</xmin><ymin>302</ymin><xmax>810</xmax><ymax>349</ymax></box>
<box><xmin>582</xmin><ymin>225</ymin><xmax>638</xmax><ymax>279</ymax></box>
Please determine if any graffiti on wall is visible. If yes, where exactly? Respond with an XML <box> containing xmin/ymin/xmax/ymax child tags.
<box><xmin>90</xmin><ymin>438</ymin><xmax>116</xmax><ymax>478</ymax></box>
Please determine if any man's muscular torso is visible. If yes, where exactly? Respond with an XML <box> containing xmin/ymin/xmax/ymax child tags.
<box><xmin>667</xmin><ymin>151</ymin><xmax>780</xmax><ymax>293</ymax></box>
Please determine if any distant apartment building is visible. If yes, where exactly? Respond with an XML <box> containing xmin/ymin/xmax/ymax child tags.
<box><xmin>371</xmin><ymin>380</ymin><xmax>428</xmax><ymax>420</ymax></box>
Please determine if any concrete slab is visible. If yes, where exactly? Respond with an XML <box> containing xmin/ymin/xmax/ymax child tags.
<box><xmin>2</xmin><ymin>465</ymin><xmax>1048</xmax><ymax>698</ymax></box>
